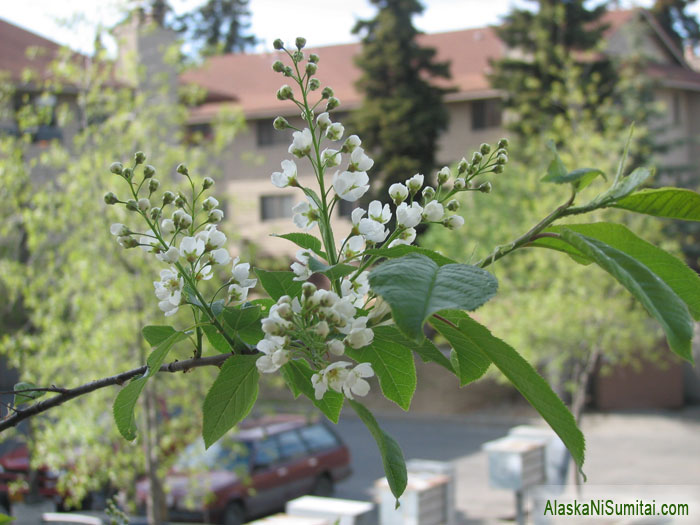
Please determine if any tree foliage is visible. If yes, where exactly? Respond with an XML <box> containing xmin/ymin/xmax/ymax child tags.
<box><xmin>651</xmin><ymin>0</ymin><xmax>700</xmax><ymax>49</ymax></box>
<box><xmin>350</xmin><ymin>0</ymin><xmax>451</xmax><ymax>201</ymax></box>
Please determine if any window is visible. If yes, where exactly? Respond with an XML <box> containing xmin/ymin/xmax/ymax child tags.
<box><xmin>256</xmin><ymin>118</ymin><xmax>292</xmax><ymax>147</ymax></box>
<box><xmin>471</xmin><ymin>99</ymin><xmax>502</xmax><ymax>130</ymax></box>
<box><xmin>299</xmin><ymin>424</ymin><xmax>339</xmax><ymax>452</ymax></box>
<box><xmin>14</xmin><ymin>92</ymin><xmax>62</xmax><ymax>143</ymax></box>
<box><xmin>276</xmin><ymin>430</ymin><xmax>307</xmax><ymax>461</ymax></box>
<box><xmin>253</xmin><ymin>436</ymin><xmax>280</xmax><ymax>469</ymax></box>
<box><xmin>260</xmin><ymin>195</ymin><xmax>294</xmax><ymax>221</ymax></box>
<box><xmin>186</xmin><ymin>123</ymin><xmax>213</xmax><ymax>142</ymax></box>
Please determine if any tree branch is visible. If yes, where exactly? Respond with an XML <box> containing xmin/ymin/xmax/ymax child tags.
<box><xmin>0</xmin><ymin>353</ymin><xmax>232</xmax><ymax>433</ymax></box>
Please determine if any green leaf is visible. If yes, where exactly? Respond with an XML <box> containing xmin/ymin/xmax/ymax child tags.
<box><xmin>560</xmin><ymin>230</ymin><xmax>694</xmax><ymax>361</ymax></box>
<box><xmin>346</xmin><ymin>327</ymin><xmax>417</xmax><ymax>410</ymax></box>
<box><xmin>146</xmin><ymin>331</ymin><xmax>187</xmax><ymax>378</ymax></box>
<box><xmin>273</xmin><ymin>232</ymin><xmax>326</xmax><ymax>257</ymax></box>
<box><xmin>605</xmin><ymin>167</ymin><xmax>654</xmax><ymax>202</ymax></box>
<box><xmin>349</xmin><ymin>400</ymin><xmax>407</xmax><ymax>506</ymax></box>
<box><xmin>113</xmin><ymin>376</ymin><xmax>147</xmax><ymax>440</ymax></box>
<box><xmin>364</xmin><ymin>244</ymin><xmax>457</xmax><ymax>266</ymax></box>
<box><xmin>142</xmin><ymin>325</ymin><xmax>178</xmax><ymax>347</ymax></box>
<box><xmin>202</xmin><ymin>324</ymin><xmax>231</xmax><ymax>353</ymax></box>
<box><xmin>13</xmin><ymin>382</ymin><xmax>46</xmax><ymax>405</ymax></box>
<box><xmin>254</xmin><ymin>269</ymin><xmax>302</xmax><ymax>301</ymax></box>
<box><xmin>430</xmin><ymin>311</ymin><xmax>491</xmax><ymax>386</ymax></box>
<box><xmin>307</xmin><ymin>258</ymin><xmax>357</xmax><ymax>280</ymax></box>
<box><xmin>202</xmin><ymin>355</ymin><xmax>259</xmax><ymax>448</ymax></box>
<box><xmin>183</xmin><ymin>284</ymin><xmax>203</xmax><ymax>307</ymax></box>
<box><xmin>377</xmin><ymin>326</ymin><xmax>453</xmax><ymax>372</ymax></box>
<box><xmin>281</xmin><ymin>360</ymin><xmax>344</xmax><ymax>423</ymax></box>
<box><xmin>532</xmin><ymin>223</ymin><xmax>700</xmax><ymax>320</ymax></box>
<box><xmin>611</xmin><ymin>187</ymin><xmax>700</xmax><ymax>221</ymax></box>
<box><xmin>543</xmin><ymin>167</ymin><xmax>606</xmax><ymax>191</ymax></box>
<box><xmin>544</xmin><ymin>139</ymin><xmax>568</xmax><ymax>179</ymax></box>
<box><xmin>211</xmin><ymin>299</ymin><xmax>225</xmax><ymax>318</ymax></box>
<box><xmin>222</xmin><ymin>305</ymin><xmax>263</xmax><ymax>345</ymax></box>
<box><xmin>454</xmin><ymin>315</ymin><xmax>586</xmax><ymax>470</ymax></box>
<box><xmin>369</xmin><ymin>253</ymin><xmax>498</xmax><ymax>341</ymax></box>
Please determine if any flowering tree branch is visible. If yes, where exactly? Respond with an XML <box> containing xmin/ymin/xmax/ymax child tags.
<box><xmin>0</xmin><ymin>353</ymin><xmax>231</xmax><ymax>432</ymax></box>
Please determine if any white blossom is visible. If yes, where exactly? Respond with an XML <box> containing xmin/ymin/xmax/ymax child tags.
<box><xmin>180</xmin><ymin>236</ymin><xmax>205</xmax><ymax>263</ymax></box>
<box><xmin>316</xmin><ymin>112</ymin><xmax>331</xmax><ymax>131</ymax></box>
<box><xmin>202</xmin><ymin>196</ymin><xmax>219</xmax><ymax>210</ymax></box>
<box><xmin>256</xmin><ymin>336</ymin><xmax>290</xmax><ymax>373</ymax></box>
<box><xmin>271</xmin><ymin>159</ymin><xmax>298</xmax><ymax>188</ymax></box>
<box><xmin>388</xmin><ymin>183</ymin><xmax>409</xmax><ymax>204</ymax></box>
<box><xmin>388</xmin><ymin>227</ymin><xmax>416</xmax><ymax>248</ymax></box>
<box><xmin>342</xmin><ymin>362</ymin><xmax>374</xmax><ymax>398</ymax></box>
<box><xmin>340</xmin><ymin>271</ymin><xmax>370</xmax><ymax>308</ymax></box>
<box><xmin>368</xmin><ymin>200</ymin><xmax>391</xmax><ymax>224</ymax></box>
<box><xmin>327</xmin><ymin>339</ymin><xmax>346</xmax><ymax>356</ymax></box>
<box><xmin>326</xmin><ymin>122</ymin><xmax>344</xmax><ymax>141</ymax></box>
<box><xmin>349</xmin><ymin>147</ymin><xmax>374</xmax><ymax>172</ymax></box>
<box><xmin>156</xmin><ymin>246</ymin><xmax>180</xmax><ymax>263</ymax></box>
<box><xmin>445</xmin><ymin>215</ymin><xmax>465</xmax><ymax>230</ymax></box>
<box><xmin>291</xmin><ymin>249</ymin><xmax>313</xmax><ymax>281</ymax></box>
<box><xmin>406</xmin><ymin>173</ymin><xmax>424</xmax><ymax>193</ymax></box>
<box><xmin>161</xmin><ymin>219</ymin><xmax>176</xmax><ymax>235</ymax></box>
<box><xmin>344</xmin><ymin>316</ymin><xmax>374</xmax><ymax>349</ymax></box>
<box><xmin>312</xmin><ymin>361</ymin><xmax>374</xmax><ymax>400</ymax></box>
<box><xmin>342</xmin><ymin>235</ymin><xmax>365</xmax><ymax>261</ymax></box>
<box><xmin>423</xmin><ymin>200</ymin><xmax>445</xmax><ymax>222</ymax></box>
<box><xmin>358</xmin><ymin>218</ymin><xmax>388</xmax><ymax>243</ymax></box>
<box><xmin>229</xmin><ymin>257</ymin><xmax>257</xmax><ymax>302</ymax></box>
<box><xmin>289</xmin><ymin>128</ymin><xmax>313</xmax><ymax>158</ymax></box>
<box><xmin>205</xmin><ymin>247</ymin><xmax>231</xmax><ymax>266</ymax></box>
<box><xmin>321</xmin><ymin>148</ymin><xmax>341</xmax><ymax>168</ymax></box>
<box><xmin>138</xmin><ymin>198</ymin><xmax>150</xmax><ymax>212</ymax></box>
<box><xmin>333</xmin><ymin>170</ymin><xmax>369</xmax><ymax>202</ymax></box>
<box><xmin>396</xmin><ymin>202</ymin><xmax>423</xmax><ymax>228</ymax></box>
<box><xmin>208</xmin><ymin>209</ymin><xmax>224</xmax><ymax>223</ymax></box>
<box><xmin>153</xmin><ymin>268</ymin><xmax>183</xmax><ymax>317</ymax></box>
<box><xmin>110</xmin><ymin>223</ymin><xmax>128</xmax><ymax>236</ymax></box>
<box><xmin>292</xmin><ymin>197</ymin><xmax>320</xmax><ymax>230</ymax></box>
<box><xmin>196</xmin><ymin>227</ymin><xmax>227</xmax><ymax>251</ymax></box>
<box><xmin>342</xmin><ymin>134</ymin><xmax>361</xmax><ymax>153</ymax></box>
<box><xmin>172</xmin><ymin>209</ymin><xmax>192</xmax><ymax>229</ymax></box>
<box><xmin>351</xmin><ymin>207</ymin><xmax>366</xmax><ymax>228</ymax></box>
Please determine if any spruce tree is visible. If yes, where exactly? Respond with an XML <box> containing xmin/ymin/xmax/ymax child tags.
<box><xmin>651</xmin><ymin>0</ymin><xmax>700</xmax><ymax>49</ymax></box>
<box><xmin>350</xmin><ymin>0</ymin><xmax>451</xmax><ymax>201</ymax></box>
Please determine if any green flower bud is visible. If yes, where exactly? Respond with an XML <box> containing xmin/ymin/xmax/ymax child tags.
<box><xmin>321</xmin><ymin>87</ymin><xmax>334</xmax><ymax>99</ymax></box>
<box><xmin>446</xmin><ymin>199</ymin><xmax>460</xmax><ymax>211</ymax></box>
<box><xmin>148</xmin><ymin>178</ymin><xmax>160</xmax><ymax>193</ymax></box>
<box><xmin>437</xmin><ymin>166</ymin><xmax>450</xmax><ymax>185</ymax></box>
<box><xmin>109</xmin><ymin>162</ymin><xmax>123</xmax><ymax>175</ymax></box>
<box><xmin>478</xmin><ymin>182</ymin><xmax>493</xmax><ymax>193</ymax></box>
<box><xmin>202</xmin><ymin>177</ymin><xmax>214</xmax><ymax>189</ymax></box>
<box><xmin>122</xmin><ymin>168</ymin><xmax>133</xmax><ymax>180</ymax></box>
<box><xmin>283</xmin><ymin>66</ymin><xmax>293</xmax><ymax>77</ymax></box>
<box><xmin>125</xmin><ymin>199</ymin><xmax>138</xmax><ymax>211</ymax></box>
<box><xmin>104</xmin><ymin>192</ymin><xmax>119</xmax><ymax>205</ymax></box>
<box><xmin>302</xmin><ymin>282</ymin><xmax>317</xmax><ymax>297</ymax></box>
<box><xmin>496</xmin><ymin>148</ymin><xmax>507</xmax><ymax>157</ymax></box>
<box><xmin>176</xmin><ymin>163</ymin><xmax>189</xmax><ymax>176</ymax></box>
<box><xmin>162</xmin><ymin>191</ymin><xmax>175</xmax><ymax>205</ymax></box>
<box><xmin>422</xmin><ymin>186</ymin><xmax>436</xmax><ymax>201</ymax></box>
<box><xmin>306</xmin><ymin>62</ymin><xmax>317</xmax><ymax>75</ymax></box>
<box><xmin>454</xmin><ymin>178</ymin><xmax>467</xmax><ymax>190</ymax></box>
<box><xmin>326</xmin><ymin>97</ymin><xmax>340</xmax><ymax>111</ymax></box>
<box><xmin>134</xmin><ymin>151</ymin><xmax>146</xmax><ymax>165</ymax></box>
<box><xmin>295</xmin><ymin>37</ymin><xmax>307</xmax><ymax>50</ymax></box>
<box><xmin>273</xmin><ymin>116</ymin><xmax>290</xmax><ymax>130</ymax></box>
<box><xmin>496</xmin><ymin>153</ymin><xmax>508</xmax><ymax>165</ymax></box>
<box><xmin>493</xmin><ymin>164</ymin><xmax>505</xmax><ymax>174</ymax></box>
<box><xmin>118</xmin><ymin>236</ymin><xmax>139</xmax><ymax>249</ymax></box>
<box><xmin>150</xmin><ymin>207</ymin><xmax>161</xmax><ymax>220</ymax></box>
<box><xmin>175</xmin><ymin>195</ymin><xmax>186</xmax><ymax>208</ymax></box>
<box><xmin>277</xmin><ymin>84</ymin><xmax>294</xmax><ymax>100</ymax></box>
<box><xmin>143</xmin><ymin>164</ymin><xmax>156</xmax><ymax>178</ymax></box>
<box><xmin>272</xmin><ymin>60</ymin><xmax>285</xmax><ymax>73</ymax></box>
<box><xmin>273</xmin><ymin>39</ymin><xmax>284</xmax><ymax>50</ymax></box>
<box><xmin>309</xmin><ymin>53</ymin><xmax>319</xmax><ymax>64</ymax></box>
<box><xmin>308</xmin><ymin>78</ymin><xmax>320</xmax><ymax>91</ymax></box>
<box><xmin>497</xmin><ymin>138</ymin><xmax>509</xmax><ymax>149</ymax></box>
<box><xmin>471</xmin><ymin>151</ymin><xmax>483</xmax><ymax>164</ymax></box>
<box><xmin>479</xmin><ymin>143</ymin><xmax>491</xmax><ymax>155</ymax></box>
<box><xmin>292</xmin><ymin>51</ymin><xmax>304</xmax><ymax>63</ymax></box>
<box><xmin>457</xmin><ymin>158</ymin><xmax>468</xmax><ymax>175</ymax></box>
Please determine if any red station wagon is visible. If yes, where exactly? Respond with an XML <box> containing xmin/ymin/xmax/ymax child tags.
<box><xmin>135</xmin><ymin>415</ymin><xmax>352</xmax><ymax>525</ymax></box>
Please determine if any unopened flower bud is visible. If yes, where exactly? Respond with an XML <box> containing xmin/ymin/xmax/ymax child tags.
<box><xmin>162</xmin><ymin>191</ymin><xmax>175</xmax><ymax>205</ymax></box>
<box><xmin>203</xmin><ymin>177</ymin><xmax>214</xmax><ymax>189</ymax></box>
<box><xmin>389</xmin><ymin>183</ymin><xmax>409</xmax><ymax>204</ymax></box>
<box><xmin>454</xmin><ymin>178</ymin><xmax>466</xmax><ymax>190</ymax></box>
<box><xmin>341</xmin><ymin>135</ymin><xmax>361</xmax><ymax>153</ymax></box>
<box><xmin>208</xmin><ymin>209</ymin><xmax>223</xmax><ymax>223</ymax></box>
<box><xmin>496</xmin><ymin>153</ymin><xmax>508</xmax><ymax>165</ymax></box>
<box><xmin>276</xmin><ymin>303</ymin><xmax>292</xmax><ymax>320</ymax></box>
<box><xmin>277</xmin><ymin>84</ymin><xmax>294</xmax><ymax>100</ymax></box>
<box><xmin>272</xmin><ymin>60</ymin><xmax>285</xmax><ymax>73</ymax></box>
<box><xmin>134</xmin><ymin>151</ymin><xmax>146</xmax><ymax>165</ymax></box>
<box><xmin>278</xmin><ymin>295</ymin><xmax>292</xmax><ymax>305</ymax></box>
<box><xmin>143</xmin><ymin>165</ymin><xmax>156</xmax><ymax>178</ymax></box>
<box><xmin>122</xmin><ymin>168</ymin><xmax>133</xmax><ymax>180</ymax></box>
<box><xmin>457</xmin><ymin>158</ymin><xmax>468</xmax><ymax>175</ymax></box>
<box><xmin>292</xmin><ymin>50</ymin><xmax>304</xmax><ymax>62</ymax></box>
<box><xmin>479</xmin><ymin>143</ymin><xmax>491</xmax><ymax>155</ymax></box>
<box><xmin>273</xmin><ymin>116</ymin><xmax>289</xmax><ymax>130</ymax></box>
<box><xmin>437</xmin><ymin>167</ymin><xmax>450</xmax><ymax>185</ymax></box>
<box><xmin>471</xmin><ymin>151</ymin><xmax>483</xmax><ymax>164</ymax></box>
<box><xmin>305</xmin><ymin>62</ymin><xmax>317</xmax><ymax>75</ymax></box>
<box><xmin>125</xmin><ymin>199</ymin><xmax>138</xmax><ymax>211</ymax></box>
<box><xmin>422</xmin><ymin>186</ymin><xmax>436</xmax><ymax>201</ymax></box>
<box><xmin>326</xmin><ymin>97</ymin><xmax>340</xmax><ymax>111</ymax></box>
<box><xmin>118</xmin><ymin>236</ymin><xmax>139</xmax><ymax>249</ymax></box>
<box><xmin>406</xmin><ymin>174</ymin><xmax>424</xmax><ymax>195</ymax></box>
<box><xmin>493</xmin><ymin>164</ymin><xmax>505</xmax><ymax>174</ymax></box>
<box><xmin>446</xmin><ymin>199</ymin><xmax>460</xmax><ymax>211</ymax></box>
<box><xmin>137</xmin><ymin>198</ymin><xmax>150</xmax><ymax>212</ymax></box>
<box><xmin>315</xmin><ymin>320</ymin><xmax>330</xmax><ymax>338</ymax></box>
<box><xmin>150</xmin><ymin>207</ymin><xmax>161</xmax><ymax>220</ymax></box>
<box><xmin>176</xmin><ymin>163</ymin><xmax>189</xmax><ymax>176</ymax></box>
<box><xmin>109</xmin><ymin>162</ymin><xmax>123</xmax><ymax>175</ymax></box>
<box><xmin>478</xmin><ymin>182</ymin><xmax>492</xmax><ymax>193</ymax></box>
<box><xmin>273</xmin><ymin>38</ymin><xmax>284</xmax><ymax>50</ymax></box>
<box><xmin>308</xmin><ymin>78</ymin><xmax>320</xmax><ymax>91</ymax></box>
<box><xmin>321</xmin><ymin>86</ymin><xmax>334</xmax><ymax>99</ymax></box>
<box><xmin>203</xmin><ymin>196</ymin><xmax>219</xmax><ymax>210</ymax></box>
<box><xmin>302</xmin><ymin>282</ymin><xmax>317</xmax><ymax>297</ymax></box>
<box><xmin>444</xmin><ymin>215</ymin><xmax>465</xmax><ymax>230</ymax></box>
<box><xmin>326</xmin><ymin>122</ymin><xmax>344</xmax><ymax>141</ymax></box>
<box><xmin>309</xmin><ymin>53</ymin><xmax>319</xmax><ymax>64</ymax></box>
<box><xmin>104</xmin><ymin>192</ymin><xmax>118</xmax><ymax>205</ymax></box>
<box><xmin>327</xmin><ymin>339</ymin><xmax>345</xmax><ymax>356</ymax></box>
<box><xmin>295</xmin><ymin>37</ymin><xmax>306</xmax><ymax>49</ymax></box>
<box><xmin>283</xmin><ymin>66</ymin><xmax>293</xmax><ymax>77</ymax></box>
<box><xmin>175</xmin><ymin>195</ymin><xmax>186</xmax><ymax>208</ymax></box>
<box><xmin>110</xmin><ymin>223</ymin><xmax>129</xmax><ymax>236</ymax></box>
<box><xmin>148</xmin><ymin>178</ymin><xmax>160</xmax><ymax>193</ymax></box>
<box><xmin>161</xmin><ymin>218</ymin><xmax>176</xmax><ymax>235</ymax></box>
<box><xmin>497</xmin><ymin>138</ymin><xmax>509</xmax><ymax>149</ymax></box>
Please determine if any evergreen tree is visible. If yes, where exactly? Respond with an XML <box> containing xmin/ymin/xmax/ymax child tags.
<box><xmin>350</xmin><ymin>0</ymin><xmax>451</xmax><ymax>201</ymax></box>
<box><xmin>176</xmin><ymin>0</ymin><xmax>257</xmax><ymax>57</ymax></box>
<box><xmin>651</xmin><ymin>0</ymin><xmax>700</xmax><ymax>49</ymax></box>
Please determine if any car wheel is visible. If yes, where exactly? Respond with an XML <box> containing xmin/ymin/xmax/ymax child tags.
<box><xmin>221</xmin><ymin>500</ymin><xmax>245</xmax><ymax>525</ymax></box>
<box><xmin>311</xmin><ymin>473</ymin><xmax>334</xmax><ymax>497</ymax></box>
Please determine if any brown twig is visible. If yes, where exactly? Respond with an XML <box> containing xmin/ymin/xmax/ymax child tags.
<box><xmin>0</xmin><ymin>353</ymin><xmax>232</xmax><ymax>433</ymax></box>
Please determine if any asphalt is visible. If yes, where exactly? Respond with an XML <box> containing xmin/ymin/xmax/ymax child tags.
<box><xmin>6</xmin><ymin>407</ymin><xmax>700</xmax><ymax>524</ymax></box>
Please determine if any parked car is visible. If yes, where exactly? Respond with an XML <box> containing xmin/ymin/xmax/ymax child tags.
<box><xmin>0</xmin><ymin>444</ymin><xmax>60</xmax><ymax>513</ymax></box>
<box><xmin>136</xmin><ymin>414</ymin><xmax>352</xmax><ymax>525</ymax></box>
